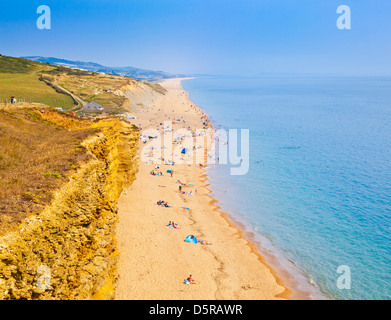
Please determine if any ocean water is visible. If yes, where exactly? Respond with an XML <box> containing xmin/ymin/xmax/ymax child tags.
<box><xmin>182</xmin><ymin>75</ymin><xmax>391</xmax><ymax>300</ymax></box>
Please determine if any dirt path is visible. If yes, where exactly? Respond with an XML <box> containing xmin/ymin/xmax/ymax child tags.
<box><xmin>54</xmin><ymin>80</ymin><xmax>87</xmax><ymax>110</ymax></box>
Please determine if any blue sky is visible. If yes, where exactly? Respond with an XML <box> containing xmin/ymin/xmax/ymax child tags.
<box><xmin>1</xmin><ymin>0</ymin><xmax>390</xmax><ymax>75</ymax></box>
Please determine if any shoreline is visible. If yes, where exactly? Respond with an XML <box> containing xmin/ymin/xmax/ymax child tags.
<box><xmin>202</xmin><ymin>168</ymin><xmax>320</xmax><ymax>300</ymax></box>
<box><xmin>181</xmin><ymin>77</ymin><xmax>329</xmax><ymax>300</ymax></box>
<box><xmin>115</xmin><ymin>77</ymin><xmax>293</xmax><ymax>300</ymax></box>
<box><xmin>181</xmin><ymin>77</ymin><xmax>330</xmax><ymax>300</ymax></box>
<box><xmin>182</xmin><ymin>78</ymin><xmax>292</xmax><ymax>299</ymax></box>
<box><xmin>198</xmin><ymin>165</ymin><xmax>293</xmax><ymax>300</ymax></box>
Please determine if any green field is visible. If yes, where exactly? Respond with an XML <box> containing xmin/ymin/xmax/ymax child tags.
<box><xmin>0</xmin><ymin>55</ymin><xmax>76</xmax><ymax>109</ymax></box>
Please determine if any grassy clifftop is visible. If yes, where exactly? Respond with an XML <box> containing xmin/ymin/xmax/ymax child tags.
<box><xmin>0</xmin><ymin>55</ymin><xmax>37</xmax><ymax>74</ymax></box>
<box><xmin>0</xmin><ymin>56</ymin><xmax>76</xmax><ymax>109</ymax></box>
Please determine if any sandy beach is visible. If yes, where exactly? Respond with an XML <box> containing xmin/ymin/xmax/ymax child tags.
<box><xmin>115</xmin><ymin>78</ymin><xmax>291</xmax><ymax>300</ymax></box>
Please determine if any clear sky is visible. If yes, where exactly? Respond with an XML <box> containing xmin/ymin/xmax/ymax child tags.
<box><xmin>1</xmin><ymin>0</ymin><xmax>390</xmax><ymax>75</ymax></box>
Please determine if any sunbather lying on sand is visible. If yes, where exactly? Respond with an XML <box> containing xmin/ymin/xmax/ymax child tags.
<box><xmin>184</xmin><ymin>275</ymin><xmax>197</xmax><ymax>284</ymax></box>
<box><xmin>157</xmin><ymin>200</ymin><xmax>171</xmax><ymax>208</ymax></box>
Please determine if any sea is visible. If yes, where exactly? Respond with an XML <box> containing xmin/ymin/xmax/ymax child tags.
<box><xmin>182</xmin><ymin>75</ymin><xmax>391</xmax><ymax>300</ymax></box>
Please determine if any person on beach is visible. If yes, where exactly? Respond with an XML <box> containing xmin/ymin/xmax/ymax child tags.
<box><xmin>179</xmin><ymin>185</ymin><xmax>182</xmax><ymax>192</ymax></box>
<box><xmin>157</xmin><ymin>200</ymin><xmax>169</xmax><ymax>207</ymax></box>
<box><xmin>165</xmin><ymin>202</ymin><xmax>170</xmax><ymax>208</ymax></box>
<box><xmin>184</xmin><ymin>275</ymin><xmax>196</xmax><ymax>284</ymax></box>
<box><xmin>167</xmin><ymin>221</ymin><xmax>179</xmax><ymax>229</ymax></box>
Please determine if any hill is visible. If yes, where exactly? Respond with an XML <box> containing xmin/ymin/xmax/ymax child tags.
<box><xmin>0</xmin><ymin>55</ymin><xmax>37</xmax><ymax>74</ymax></box>
<box><xmin>0</xmin><ymin>55</ymin><xmax>77</xmax><ymax>109</ymax></box>
<box><xmin>23</xmin><ymin>56</ymin><xmax>184</xmax><ymax>81</ymax></box>
<box><xmin>0</xmin><ymin>55</ymin><xmax>167</xmax><ymax>114</ymax></box>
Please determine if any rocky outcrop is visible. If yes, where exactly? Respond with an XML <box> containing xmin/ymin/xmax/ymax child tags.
<box><xmin>0</xmin><ymin>117</ymin><xmax>139</xmax><ymax>300</ymax></box>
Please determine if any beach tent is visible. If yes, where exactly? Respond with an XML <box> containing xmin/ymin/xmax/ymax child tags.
<box><xmin>184</xmin><ymin>235</ymin><xmax>197</xmax><ymax>244</ymax></box>
<box><xmin>181</xmin><ymin>148</ymin><xmax>190</xmax><ymax>154</ymax></box>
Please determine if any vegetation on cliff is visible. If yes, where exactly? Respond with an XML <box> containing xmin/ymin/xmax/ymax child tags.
<box><xmin>0</xmin><ymin>105</ymin><xmax>97</xmax><ymax>234</ymax></box>
<box><xmin>0</xmin><ymin>105</ymin><xmax>139</xmax><ymax>299</ymax></box>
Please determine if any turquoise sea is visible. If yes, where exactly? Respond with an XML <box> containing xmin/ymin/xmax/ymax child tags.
<box><xmin>182</xmin><ymin>75</ymin><xmax>391</xmax><ymax>300</ymax></box>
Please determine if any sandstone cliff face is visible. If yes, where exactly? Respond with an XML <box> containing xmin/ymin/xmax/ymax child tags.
<box><xmin>0</xmin><ymin>117</ymin><xmax>139</xmax><ymax>300</ymax></box>
<box><xmin>120</xmin><ymin>80</ymin><xmax>166</xmax><ymax>111</ymax></box>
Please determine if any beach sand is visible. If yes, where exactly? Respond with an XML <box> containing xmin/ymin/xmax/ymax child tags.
<box><xmin>115</xmin><ymin>78</ymin><xmax>291</xmax><ymax>300</ymax></box>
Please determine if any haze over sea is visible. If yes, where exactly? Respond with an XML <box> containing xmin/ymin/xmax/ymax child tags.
<box><xmin>182</xmin><ymin>75</ymin><xmax>391</xmax><ymax>300</ymax></box>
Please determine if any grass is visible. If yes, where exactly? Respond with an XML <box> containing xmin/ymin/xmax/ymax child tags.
<box><xmin>56</xmin><ymin>73</ymin><xmax>129</xmax><ymax>112</ymax></box>
<box><xmin>0</xmin><ymin>106</ymin><xmax>99</xmax><ymax>234</ymax></box>
<box><xmin>0</xmin><ymin>55</ymin><xmax>37</xmax><ymax>74</ymax></box>
<box><xmin>0</xmin><ymin>55</ymin><xmax>76</xmax><ymax>109</ymax></box>
<box><xmin>0</xmin><ymin>70</ymin><xmax>76</xmax><ymax>109</ymax></box>
<box><xmin>44</xmin><ymin>172</ymin><xmax>63</xmax><ymax>179</ymax></box>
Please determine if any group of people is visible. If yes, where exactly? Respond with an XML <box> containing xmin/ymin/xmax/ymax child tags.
<box><xmin>167</xmin><ymin>221</ymin><xmax>179</xmax><ymax>229</ymax></box>
<box><xmin>144</xmin><ymin>98</ymin><xmax>209</xmax><ymax>287</ymax></box>
<box><xmin>180</xmin><ymin>190</ymin><xmax>196</xmax><ymax>196</ymax></box>
<box><xmin>157</xmin><ymin>200</ymin><xmax>171</xmax><ymax>208</ymax></box>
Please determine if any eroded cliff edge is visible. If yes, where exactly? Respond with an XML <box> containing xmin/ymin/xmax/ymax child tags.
<box><xmin>0</xmin><ymin>109</ymin><xmax>139</xmax><ymax>300</ymax></box>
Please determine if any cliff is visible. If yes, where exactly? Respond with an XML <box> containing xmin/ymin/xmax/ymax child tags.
<box><xmin>120</xmin><ymin>80</ymin><xmax>166</xmax><ymax>111</ymax></box>
<box><xmin>0</xmin><ymin>110</ymin><xmax>139</xmax><ymax>300</ymax></box>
